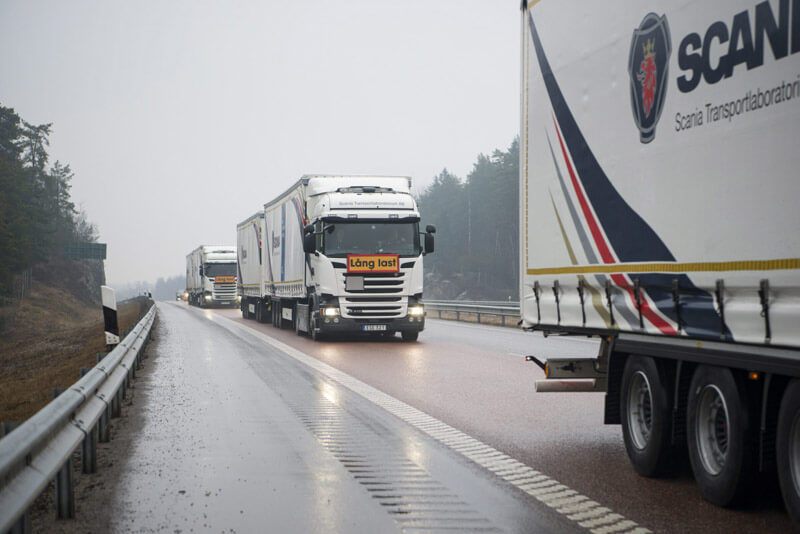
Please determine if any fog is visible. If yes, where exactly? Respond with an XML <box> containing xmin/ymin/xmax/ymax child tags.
<box><xmin>0</xmin><ymin>1</ymin><xmax>519</xmax><ymax>285</ymax></box>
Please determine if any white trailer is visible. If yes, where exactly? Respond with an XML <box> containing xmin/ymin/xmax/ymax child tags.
<box><xmin>186</xmin><ymin>245</ymin><xmax>238</xmax><ymax>307</ymax></box>
<box><xmin>520</xmin><ymin>0</ymin><xmax>800</xmax><ymax>520</ymax></box>
<box><xmin>236</xmin><ymin>175</ymin><xmax>435</xmax><ymax>340</ymax></box>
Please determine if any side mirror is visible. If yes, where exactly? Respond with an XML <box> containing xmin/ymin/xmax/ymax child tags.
<box><xmin>199</xmin><ymin>265</ymin><xmax>203</xmax><ymax>276</ymax></box>
<box><xmin>303</xmin><ymin>233</ymin><xmax>316</xmax><ymax>254</ymax></box>
<box><xmin>424</xmin><ymin>233</ymin><xmax>434</xmax><ymax>254</ymax></box>
<box><xmin>426</xmin><ymin>225</ymin><xmax>436</xmax><ymax>234</ymax></box>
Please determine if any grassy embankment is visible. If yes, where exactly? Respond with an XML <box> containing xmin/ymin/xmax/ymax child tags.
<box><xmin>0</xmin><ymin>284</ymin><xmax>145</xmax><ymax>427</ymax></box>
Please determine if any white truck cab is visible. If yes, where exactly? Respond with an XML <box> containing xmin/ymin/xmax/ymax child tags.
<box><xmin>237</xmin><ymin>175</ymin><xmax>434</xmax><ymax>341</ymax></box>
<box><xmin>186</xmin><ymin>245</ymin><xmax>238</xmax><ymax>308</ymax></box>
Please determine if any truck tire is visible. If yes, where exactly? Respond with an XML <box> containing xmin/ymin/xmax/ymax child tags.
<box><xmin>295</xmin><ymin>310</ymin><xmax>303</xmax><ymax>336</ymax></box>
<box><xmin>401</xmin><ymin>331</ymin><xmax>419</xmax><ymax>342</ymax></box>
<box><xmin>241</xmin><ymin>301</ymin><xmax>248</xmax><ymax>319</ymax></box>
<box><xmin>686</xmin><ymin>365</ymin><xmax>756</xmax><ymax>507</ymax></box>
<box><xmin>620</xmin><ymin>355</ymin><xmax>673</xmax><ymax>477</ymax></box>
<box><xmin>777</xmin><ymin>379</ymin><xmax>800</xmax><ymax>523</ymax></box>
<box><xmin>310</xmin><ymin>312</ymin><xmax>323</xmax><ymax>341</ymax></box>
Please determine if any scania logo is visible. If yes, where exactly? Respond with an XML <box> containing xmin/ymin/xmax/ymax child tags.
<box><xmin>628</xmin><ymin>13</ymin><xmax>672</xmax><ymax>144</ymax></box>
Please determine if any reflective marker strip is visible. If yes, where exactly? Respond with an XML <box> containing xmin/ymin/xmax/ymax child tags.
<box><xmin>527</xmin><ymin>257</ymin><xmax>800</xmax><ymax>275</ymax></box>
<box><xmin>215</xmin><ymin>314</ymin><xmax>653</xmax><ymax>534</ymax></box>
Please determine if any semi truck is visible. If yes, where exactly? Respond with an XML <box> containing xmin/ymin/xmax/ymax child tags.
<box><xmin>236</xmin><ymin>174</ymin><xmax>434</xmax><ymax>341</ymax></box>
<box><xmin>519</xmin><ymin>0</ymin><xmax>800</xmax><ymax>521</ymax></box>
<box><xmin>185</xmin><ymin>245</ymin><xmax>238</xmax><ymax>307</ymax></box>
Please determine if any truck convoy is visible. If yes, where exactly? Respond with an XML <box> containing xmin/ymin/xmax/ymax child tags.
<box><xmin>237</xmin><ymin>175</ymin><xmax>434</xmax><ymax>340</ymax></box>
<box><xmin>520</xmin><ymin>0</ymin><xmax>800</xmax><ymax>521</ymax></box>
<box><xmin>185</xmin><ymin>245</ymin><xmax>238</xmax><ymax>307</ymax></box>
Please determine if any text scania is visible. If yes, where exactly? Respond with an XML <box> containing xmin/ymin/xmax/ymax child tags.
<box><xmin>677</xmin><ymin>0</ymin><xmax>800</xmax><ymax>92</ymax></box>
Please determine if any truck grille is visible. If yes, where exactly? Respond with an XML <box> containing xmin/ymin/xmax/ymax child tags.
<box><xmin>213</xmin><ymin>282</ymin><xmax>237</xmax><ymax>300</ymax></box>
<box><xmin>337</xmin><ymin>270</ymin><xmax>407</xmax><ymax>319</ymax></box>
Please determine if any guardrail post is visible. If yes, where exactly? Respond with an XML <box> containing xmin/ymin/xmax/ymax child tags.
<box><xmin>55</xmin><ymin>458</ymin><xmax>74</xmax><ymax>519</ymax></box>
<box><xmin>82</xmin><ymin>425</ymin><xmax>97</xmax><ymax>474</ymax></box>
<box><xmin>1</xmin><ymin>421</ymin><xmax>21</xmax><ymax>438</ymax></box>
<box><xmin>111</xmin><ymin>390</ymin><xmax>121</xmax><ymax>418</ymax></box>
<box><xmin>7</xmin><ymin>510</ymin><xmax>30</xmax><ymax>534</ymax></box>
<box><xmin>456</xmin><ymin>311</ymin><xmax>460</xmax><ymax>321</ymax></box>
<box><xmin>98</xmin><ymin>405</ymin><xmax>110</xmax><ymax>442</ymax></box>
<box><xmin>477</xmin><ymin>312</ymin><xmax>481</xmax><ymax>324</ymax></box>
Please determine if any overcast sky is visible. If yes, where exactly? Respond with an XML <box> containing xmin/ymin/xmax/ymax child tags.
<box><xmin>0</xmin><ymin>1</ymin><xmax>520</xmax><ymax>286</ymax></box>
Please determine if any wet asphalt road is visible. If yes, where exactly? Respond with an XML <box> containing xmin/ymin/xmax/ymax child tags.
<box><xmin>119</xmin><ymin>302</ymin><xmax>795</xmax><ymax>533</ymax></box>
<box><xmin>114</xmin><ymin>303</ymin><xmax>569</xmax><ymax>533</ymax></box>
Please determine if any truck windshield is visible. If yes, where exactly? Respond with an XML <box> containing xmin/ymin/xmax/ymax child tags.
<box><xmin>323</xmin><ymin>222</ymin><xmax>420</xmax><ymax>257</ymax></box>
<box><xmin>204</xmin><ymin>263</ymin><xmax>236</xmax><ymax>277</ymax></box>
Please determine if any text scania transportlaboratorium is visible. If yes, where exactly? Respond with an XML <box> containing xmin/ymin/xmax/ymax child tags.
<box><xmin>675</xmin><ymin>75</ymin><xmax>800</xmax><ymax>132</ymax></box>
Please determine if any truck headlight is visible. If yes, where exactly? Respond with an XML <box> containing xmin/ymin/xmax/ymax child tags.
<box><xmin>205</xmin><ymin>294</ymin><xmax>212</xmax><ymax>301</ymax></box>
<box><xmin>323</xmin><ymin>307</ymin><xmax>340</xmax><ymax>317</ymax></box>
<box><xmin>409</xmin><ymin>305</ymin><xmax>425</xmax><ymax>317</ymax></box>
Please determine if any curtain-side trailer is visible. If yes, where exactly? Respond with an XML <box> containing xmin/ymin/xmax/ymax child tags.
<box><xmin>520</xmin><ymin>0</ymin><xmax>800</xmax><ymax>521</ymax></box>
<box><xmin>237</xmin><ymin>175</ymin><xmax>435</xmax><ymax>341</ymax></box>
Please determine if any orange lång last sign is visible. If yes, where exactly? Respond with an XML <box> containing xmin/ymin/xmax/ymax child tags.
<box><xmin>346</xmin><ymin>254</ymin><xmax>399</xmax><ymax>273</ymax></box>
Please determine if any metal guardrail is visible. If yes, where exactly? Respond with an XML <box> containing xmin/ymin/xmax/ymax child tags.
<box><xmin>0</xmin><ymin>300</ymin><xmax>156</xmax><ymax>533</ymax></box>
<box><xmin>425</xmin><ymin>300</ymin><xmax>520</xmax><ymax>326</ymax></box>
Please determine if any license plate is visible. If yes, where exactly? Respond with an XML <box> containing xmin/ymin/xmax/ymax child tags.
<box><xmin>362</xmin><ymin>324</ymin><xmax>387</xmax><ymax>332</ymax></box>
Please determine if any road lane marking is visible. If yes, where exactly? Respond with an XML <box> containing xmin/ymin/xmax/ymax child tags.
<box><xmin>210</xmin><ymin>313</ymin><xmax>652</xmax><ymax>534</ymax></box>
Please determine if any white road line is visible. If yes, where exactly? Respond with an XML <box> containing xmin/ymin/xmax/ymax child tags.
<box><xmin>211</xmin><ymin>313</ymin><xmax>652</xmax><ymax>534</ymax></box>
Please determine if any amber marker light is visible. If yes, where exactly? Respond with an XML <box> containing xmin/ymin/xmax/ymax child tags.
<box><xmin>748</xmin><ymin>371</ymin><xmax>760</xmax><ymax>381</ymax></box>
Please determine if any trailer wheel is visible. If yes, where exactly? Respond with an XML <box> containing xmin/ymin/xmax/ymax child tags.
<box><xmin>241</xmin><ymin>301</ymin><xmax>248</xmax><ymax>319</ymax></box>
<box><xmin>620</xmin><ymin>355</ymin><xmax>673</xmax><ymax>476</ymax></box>
<box><xmin>777</xmin><ymin>379</ymin><xmax>800</xmax><ymax>523</ymax></box>
<box><xmin>686</xmin><ymin>365</ymin><xmax>756</xmax><ymax>507</ymax></box>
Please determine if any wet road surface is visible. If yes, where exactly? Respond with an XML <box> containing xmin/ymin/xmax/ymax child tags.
<box><xmin>111</xmin><ymin>303</ymin><xmax>571</xmax><ymax>533</ymax></box>
<box><xmin>114</xmin><ymin>302</ymin><xmax>795</xmax><ymax>533</ymax></box>
<box><xmin>206</xmin><ymin>303</ymin><xmax>795</xmax><ymax>534</ymax></box>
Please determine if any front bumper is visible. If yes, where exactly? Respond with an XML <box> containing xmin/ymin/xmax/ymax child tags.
<box><xmin>315</xmin><ymin>314</ymin><xmax>425</xmax><ymax>335</ymax></box>
<box><xmin>204</xmin><ymin>298</ymin><xmax>239</xmax><ymax>308</ymax></box>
